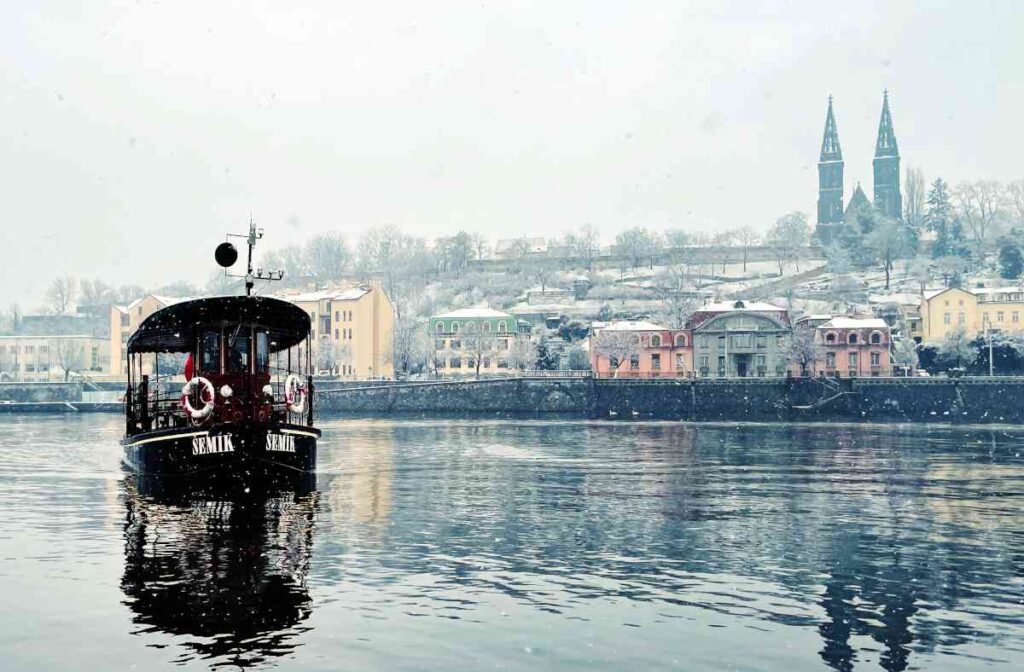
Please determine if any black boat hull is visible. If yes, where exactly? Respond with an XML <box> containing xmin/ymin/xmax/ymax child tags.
<box><xmin>122</xmin><ymin>423</ymin><xmax>318</xmax><ymax>477</ymax></box>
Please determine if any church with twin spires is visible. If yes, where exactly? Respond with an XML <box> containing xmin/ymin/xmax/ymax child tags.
<box><xmin>814</xmin><ymin>91</ymin><xmax>902</xmax><ymax>244</ymax></box>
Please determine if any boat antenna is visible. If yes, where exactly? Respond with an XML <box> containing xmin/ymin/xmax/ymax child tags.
<box><xmin>217</xmin><ymin>216</ymin><xmax>284</xmax><ymax>296</ymax></box>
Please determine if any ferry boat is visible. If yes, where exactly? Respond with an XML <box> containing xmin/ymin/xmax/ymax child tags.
<box><xmin>121</xmin><ymin>223</ymin><xmax>320</xmax><ymax>477</ymax></box>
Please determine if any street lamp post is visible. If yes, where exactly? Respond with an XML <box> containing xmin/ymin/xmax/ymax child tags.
<box><xmin>984</xmin><ymin>316</ymin><xmax>994</xmax><ymax>376</ymax></box>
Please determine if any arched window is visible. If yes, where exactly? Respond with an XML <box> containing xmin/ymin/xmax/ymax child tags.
<box><xmin>826</xmin><ymin>332</ymin><xmax>836</xmax><ymax>344</ymax></box>
<box><xmin>848</xmin><ymin>333</ymin><xmax>858</xmax><ymax>344</ymax></box>
<box><xmin>651</xmin><ymin>334</ymin><xmax>662</xmax><ymax>347</ymax></box>
<box><xmin>483</xmin><ymin>322</ymin><xmax>492</xmax><ymax>332</ymax></box>
<box><xmin>452</xmin><ymin>322</ymin><xmax>460</xmax><ymax>333</ymax></box>
<box><xmin>436</xmin><ymin>322</ymin><xmax>444</xmax><ymax>333</ymax></box>
<box><xmin>675</xmin><ymin>334</ymin><xmax>687</xmax><ymax>347</ymax></box>
<box><xmin>498</xmin><ymin>321</ymin><xmax>507</xmax><ymax>332</ymax></box>
<box><xmin>870</xmin><ymin>331</ymin><xmax>882</xmax><ymax>344</ymax></box>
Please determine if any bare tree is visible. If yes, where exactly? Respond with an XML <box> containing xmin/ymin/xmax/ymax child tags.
<box><xmin>54</xmin><ymin>338</ymin><xmax>85</xmax><ymax>381</ymax></box>
<box><xmin>786</xmin><ymin>328</ymin><xmax>821</xmax><ymax>376</ymax></box>
<box><xmin>463</xmin><ymin>322</ymin><xmax>498</xmax><ymax>378</ymax></box>
<box><xmin>953</xmin><ymin>180</ymin><xmax>1007</xmax><ymax>256</ymax></box>
<box><xmin>48</xmin><ymin>277</ymin><xmax>76</xmax><ymax>314</ymax></box>
<box><xmin>568</xmin><ymin>224</ymin><xmax>601</xmax><ymax>271</ymax></box>
<box><xmin>79</xmin><ymin>279</ymin><xmax>116</xmax><ymax>311</ymax></box>
<box><xmin>1007</xmin><ymin>179</ymin><xmax>1024</xmax><ymax>225</ymax></box>
<box><xmin>734</xmin><ymin>226</ymin><xmax>759</xmax><ymax>272</ymax></box>
<box><xmin>903</xmin><ymin>166</ymin><xmax>926</xmax><ymax>231</ymax></box>
<box><xmin>935</xmin><ymin>326</ymin><xmax>976</xmax><ymax>370</ymax></box>
<box><xmin>507</xmin><ymin>336</ymin><xmax>538</xmax><ymax>372</ymax></box>
<box><xmin>592</xmin><ymin>329</ymin><xmax>638</xmax><ymax>378</ymax></box>
<box><xmin>615</xmin><ymin>227</ymin><xmax>657</xmax><ymax>270</ymax></box>
<box><xmin>865</xmin><ymin>216</ymin><xmax>911</xmax><ymax>289</ymax></box>
<box><xmin>393</xmin><ymin>313</ymin><xmax>428</xmax><ymax>377</ymax></box>
<box><xmin>469</xmin><ymin>232</ymin><xmax>489</xmax><ymax>262</ymax></box>
<box><xmin>315</xmin><ymin>338</ymin><xmax>339</xmax><ymax>376</ymax></box>
<box><xmin>664</xmin><ymin>229</ymin><xmax>691</xmax><ymax>249</ymax></box>
<box><xmin>528</xmin><ymin>251</ymin><xmax>557</xmax><ymax>292</ymax></box>
<box><xmin>713</xmin><ymin>229</ymin><xmax>735</xmax><ymax>273</ymax></box>
<box><xmin>767</xmin><ymin>212</ymin><xmax>810</xmax><ymax>273</ymax></box>
<box><xmin>306</xmin><ymin>233</ymin><xmax>349</xmax><ymax>284</ymax></box>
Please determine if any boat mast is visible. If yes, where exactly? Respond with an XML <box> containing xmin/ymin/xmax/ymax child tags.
<box><xmin>223</xmin><ymin>217</ymin><xmax>283</xmax><ymax>296</ymax></box>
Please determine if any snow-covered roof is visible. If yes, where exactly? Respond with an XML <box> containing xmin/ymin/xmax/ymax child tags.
<box><xmin>972</xmin><ymin>286</ymin><xmax>1024</xmax><ymax>296</ymax></box>
<box><xmin>594</xmin><ymin>320</ymin><xmax>670</xmax><ymax>332</ymax></box>
<box><xmin>277</xmin><ymin>287</ymin><xmax>370</xmax><ymax>303</ymax></box>
<box><xmin>819</xmin><ymin>317</ymin><xmax>888</xmax><ymax>329</ymax></box>
<box><xmin>868</xmin><ymin>293</ymin><xmax>920</xmax><ymax>305</ymax></box>
<box><xmin>699</xmin><ymin>299</ymin><xmax>785</xmax><ymax>313</ymax></box>
<box><xmin>433</xmin><ymin>307</ymin><xmax>513</xmax><ymax>319</ymax></box>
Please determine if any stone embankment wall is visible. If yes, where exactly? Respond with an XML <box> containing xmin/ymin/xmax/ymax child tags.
<box><xmin>0</xmin><ymin>382</ymin><xmax>82</xmax><ymax>403</ymax></box>
<box><xmin>317</xmin><ymin>377</ymin><xmax>1024</xmax><ymax>423</ymax></box>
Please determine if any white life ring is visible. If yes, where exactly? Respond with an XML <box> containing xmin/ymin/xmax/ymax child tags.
<box><xmin>181</xmin><ymin>376</ymin><xmax>215</xmax><ymax>420</ymax></box>
<box><xmin>285</xmin><ymin>374</ymin><xmax>306</xmax><ymax>414</ymax></box>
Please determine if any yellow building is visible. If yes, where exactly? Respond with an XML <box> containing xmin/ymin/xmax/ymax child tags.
<box><xmin>0</xmin><ymin>334</ymin><xmax>108</xmax><ymax>382</ymax></box>
<box><xmin>920</xmin><ymin>286</ymin><xmax>1024</xmax><ymax>341</ymax></box>
<box><xmin>110</xmin><ymin>294</ymin><xmax>186</xmax><ymax>376</ymax></box>
<box><xmin>277</xmin><ymin>285</ymin><xmax>394</xmax><ymax>379</ymax></box>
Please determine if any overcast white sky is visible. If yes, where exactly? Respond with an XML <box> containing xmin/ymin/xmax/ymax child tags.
<box><xmin>1</xmin><ymin>1</ymin><xmax>1021</xmax><ymax>310</ymax></box>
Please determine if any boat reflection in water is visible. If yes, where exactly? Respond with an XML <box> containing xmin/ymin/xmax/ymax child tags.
<box><xmin>120</xmin><ymin>474</ymin><xmax>318</xmax><ymax>667</ymax></box>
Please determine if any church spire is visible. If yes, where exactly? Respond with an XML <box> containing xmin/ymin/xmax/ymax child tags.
<box><xmin>873</xmin><ymin>89</ymin><xmax>902</xmax><ymax>220</ymax></box>
<box><xmin>874</xmin><ymin>89</ymin><xmax>898</xmax><ymax>157</ymax></box>
<box><xmin>816</xmin><ymin>95</ymin><xmax>845</xmax><ymax>240</ymax></box>
<box><xmin>820</xmin><ymin>94</ymin><xmax>843</xmax><ymax>161</ymax></box>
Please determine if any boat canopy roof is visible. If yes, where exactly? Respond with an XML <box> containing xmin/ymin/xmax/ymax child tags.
<box><xmin>127</xmin><ymin>296</ymin><xmax>310</xmax><ymax>354</ymax></box>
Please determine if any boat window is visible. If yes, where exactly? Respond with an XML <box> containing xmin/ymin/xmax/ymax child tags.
<box><xmin>200</xmin><ymin>329</ymin><xmax>220</xmax><ymax>373</ymax></box>
<box><xmin>255</xmin><ymin>331</ymin><xmax>269</xmax><ymax>373</ymax></box>
<box><xmin>227</xmin><ymin>328</ymin><xmax>250</xmax><ymax>373</ymax></box>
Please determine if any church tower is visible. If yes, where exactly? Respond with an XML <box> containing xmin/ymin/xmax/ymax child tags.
<box><xmin>872</xmin><ymin>90</ymin><xmax>902</xmax><ymax>221</ymax></box>
<box><xmin>816</xmin><ymin>96</ymin><xmax>844</xmax><ymax>242</ymax></box>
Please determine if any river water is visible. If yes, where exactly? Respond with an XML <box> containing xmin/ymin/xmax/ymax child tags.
<box><xmin>1</xmin><ymin>415</ymin><xmax>1022</xmax><ymax>671</ymax></box>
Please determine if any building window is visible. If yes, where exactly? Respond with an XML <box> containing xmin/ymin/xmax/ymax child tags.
<box><xmin>1014</xmin><ymin>312</ymin><xmax>1020</xmax><ymax>323</ymax></box>
<box><xmin>630</xmin><ymin>354</ymin><xmax>639</xmax><ymax>370</ymax></box>
<box><xmin>998</xmin><ymin>312</ymin><xmax>1004</xmax><ymax>322</ymax></box>
<box><xmin>958</xmin><ymin>313</ymin><xmax>966</xmax><ymax>324</ymax></box>
<box><xmin>651</xmin><ymin>334</ymin><xmax>661</xmax><ymax>347</ymax></box>
<box><xmin>826</xmin><ymin>352</ymin><xmax>836</xmax><ymax>368</ymax></box>
<box><xmin>698</xmin><ymin>336</ymin><xmax>708</xmax><ymax>348</ymax></box>
<box><xmin>452</xmin><ymin>322</ymin><xmax>460</xmax><ymax>333</ymax></box>
<box><xmin>483</xmin><ymin>358</ymin><xmax>491</xmax><ymax>368</ymax></box>
<box><xmin>435</xmin><ymin>339</ymin><xmax>445</xmax><ymax>349</ymax></box>
<box><xmin>450</xmin><ymin>339</ymin><xmax>461</xmax><ymax>349</ymax></box>
<box><xmin>756</xmin><ymin>354</ymin><xmax>766</xmax><ymax>367</ymax></box>
<box><xmin>651</xmin><ymin>354</ymin><xmax>661</xmax><ymax>370</ymax></box>
<box><xmin>943</xmin><ymin>313</ymin><xmax>951</xmax><ymax>325</ymax></box>
<box><xmin>870</xmin><ymin>332</ymin><xmax>881</xmax><ymax>344</ymax></box>
<box><xmin>609</xmin><ymin>356</ymin><xmax>620</xmax><ymax>370</ymax></box>
<box><xmin>483</xmin><ymin>322</ymin><xmax>492</xmax><ymax>332</ymax></box>
<box><xmin>468</xmin><ymin>359</ymin><xmax>477</xmax><ymax>369</ymax></box>
<box><xmin>826</xmin><ymin>333</ymin><xmax>836</xmax><ymax>343</ymax></box>
<box><xmin>717</xmin><ymin>336</ymin><xmax>726</xmax><ymax>350</ymax></box>
<box><xmin>449</xmin><ymin>358</ymin><xmax>461</xmax><ymax>368</ymax></box>
<box><xmin>674</xmin><ymin>334</ymin><xmax>686</xmax><ymax>347</ymax></box>
<box><xmin>756</xmin><ymin>335</ymin><xmax>767</xmax><ymax>349</ymax></box>
<box><xmin>699</xmin><ymin>355</ymin><xmax>709</xmax><ymax>369</ymax></box>
<box><xmin>497</xmin><ymin>359</ymin><xmax>509</xmax><ymax>368</ymax></box>
<box><xmin>848</xmin><ymin>333</ymin><xmax>858</xmax><ymax>344</ymax></box>
<box><xmin>336</xmin><ymin>311</ymin><xmax>340</xmax><ymax>322</ymax></box>
<box><xmin>335</xmin><ymin>328</ymin><xmax>339</xmax><ymax>340</ymax></box>
<box><xmin>870</xmin><ymin>352</ymin><xmax>881</xmax><ymax>366</ymax></box>
<box><xmin>849</xmin><ymin>352</ymin><xmax>858</xmax><ymax>368</ymax></box>
<box><xmin>498</xmin><ymin>321</ymin><xmax>507</xmax><ymax>332</ymax></box>
<box><xmin>436</xmin><ymin>322</ymin><xmax>444</xmax><ymax>333</ymax></box>
<box><xmin>717</xmin><ymin>356</ymin><xmax>725</xmax><ymax>375</ymax></box>
<box><xmin>120</xmin><ymin>314</ymin><xmax>129</xmax><ymax>327</ymax></box>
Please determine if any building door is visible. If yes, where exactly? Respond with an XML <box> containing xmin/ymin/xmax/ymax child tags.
<box><xmin>736</xmin><ymin>354</ymin><xmax>750</xmax><ymax>378</ymax></box>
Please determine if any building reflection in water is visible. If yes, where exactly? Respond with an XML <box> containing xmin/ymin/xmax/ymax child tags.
<box><xmin>120</xmin><ymin>475</ymin><xmax>318</xmax><ymax>668</ymax></box>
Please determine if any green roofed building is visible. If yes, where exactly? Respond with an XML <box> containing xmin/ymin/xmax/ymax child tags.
<box><xmin>428</xmin><ymin>308</ymin><xmax>532</xmax><ymax>377</ymax></box>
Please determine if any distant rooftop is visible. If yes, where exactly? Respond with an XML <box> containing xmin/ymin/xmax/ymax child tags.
<box><xmin>433</xmin><ymin>307</ymin><xmax>514</xmax><ymax>319</ymax></box>
<box><xmin>276</xmin><ymin>287</ymin><xmax>370</xmax><ymax>303</ymax></box>
<box><xmin>698</xmin><ymin>299</ymin><xmax>785</xmax><ymax>313</ymax></box>
<box><xmin>819</xmin><ymin>317</ymin><xmax>888</xmax><ymax>329</ymax></box>
<box><xmin>593</xmin><ymin>320</ymin><xmax>670</xmax><ymax>332</ymax></box>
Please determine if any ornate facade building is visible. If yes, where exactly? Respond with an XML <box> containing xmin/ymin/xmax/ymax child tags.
<box><xmin>814</xmin><ymin>91</ymin><xmax>902</xmax><ymax>244</ymax></box>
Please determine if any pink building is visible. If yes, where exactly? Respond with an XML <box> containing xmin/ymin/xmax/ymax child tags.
<box><xmin>590</xmin><ymin>321</ymin><xmax>693</xmax><ymax>378</ymax></box>
<box><xmin>815</xmin><ymin>317</ymin><xmax>891</xmax><ymax>377</ymax></box>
